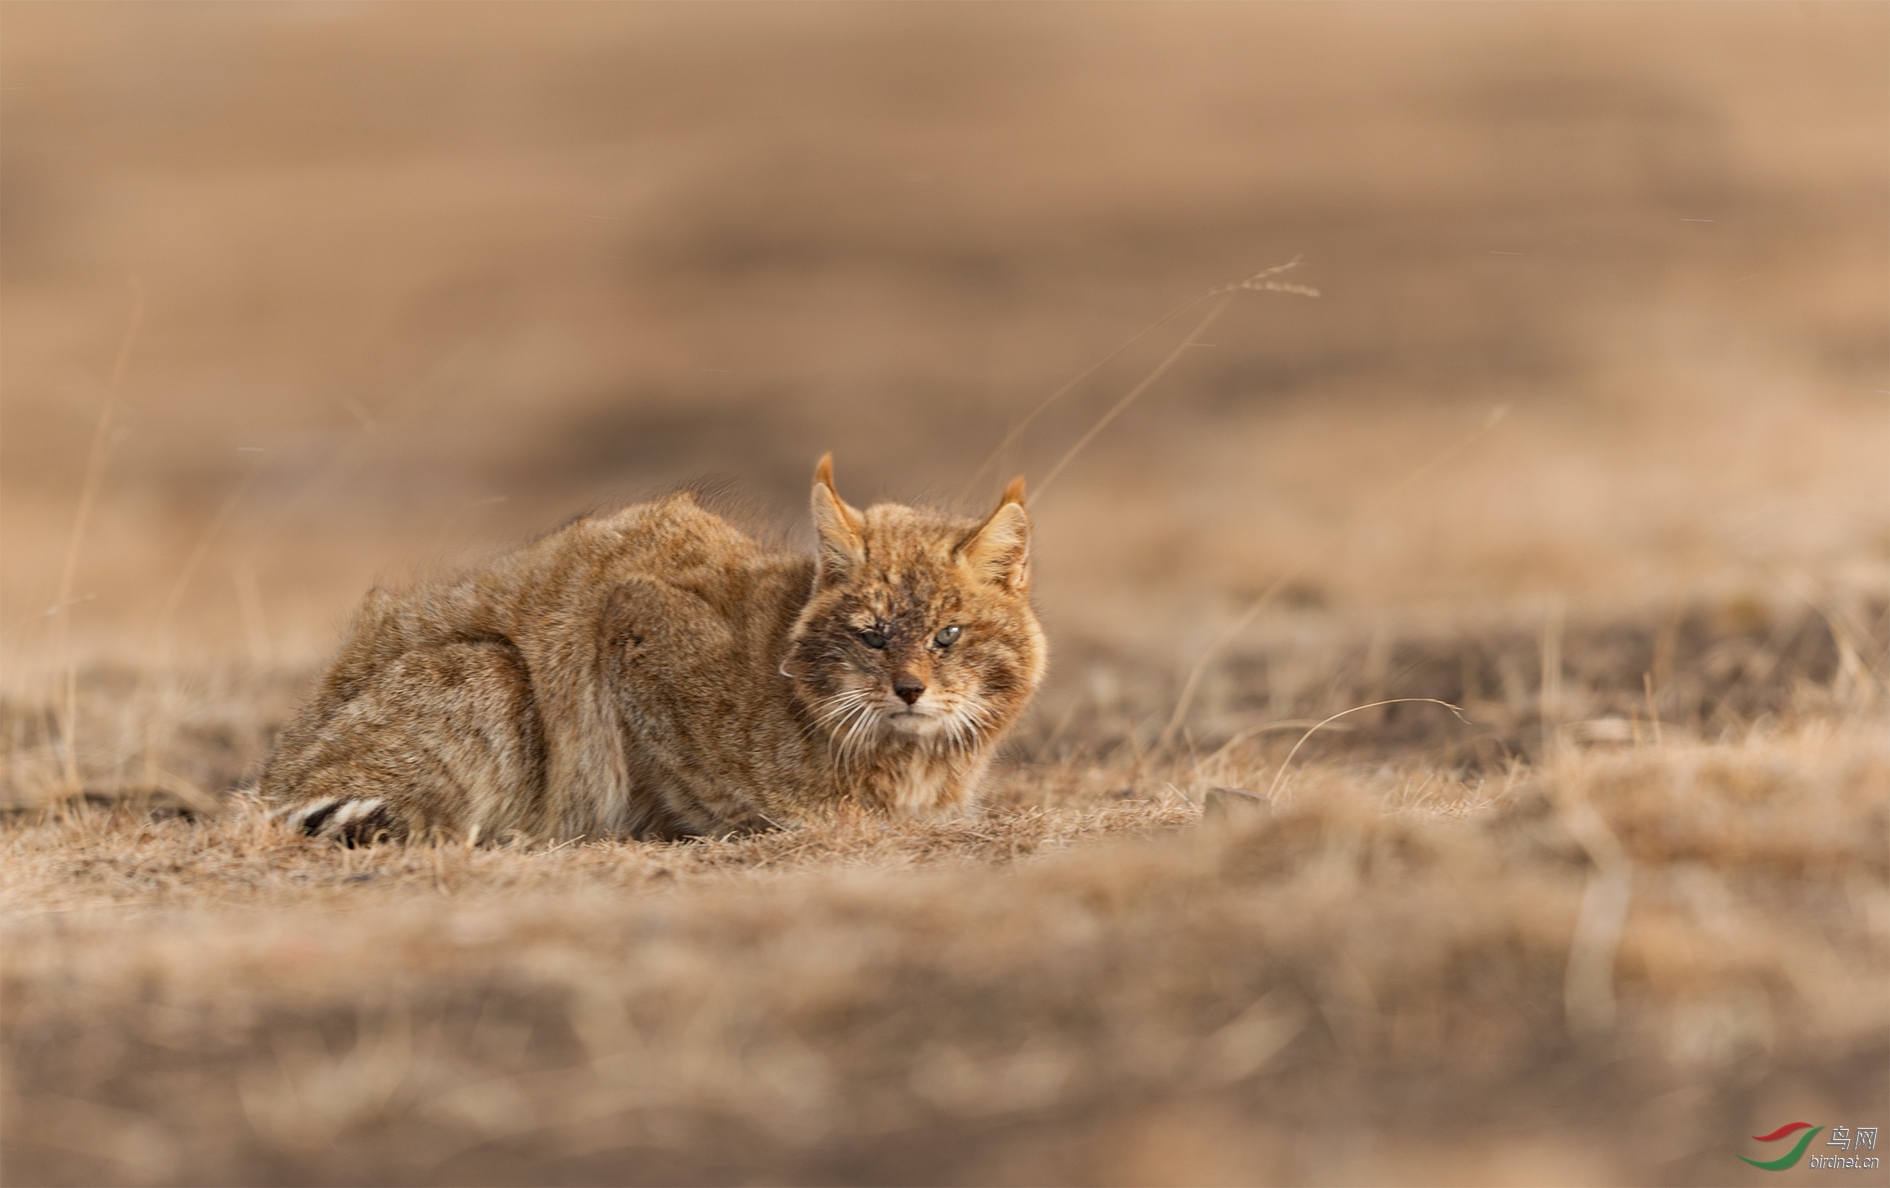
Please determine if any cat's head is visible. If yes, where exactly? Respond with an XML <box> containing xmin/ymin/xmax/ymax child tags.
<box><xmin>784</xmin><ymin>454</ymin><xmax>1048</xmax><ymax>758</ymax></box>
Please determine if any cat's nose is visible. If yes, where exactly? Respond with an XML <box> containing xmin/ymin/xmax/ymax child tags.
<box><xmin>893</xmin><ymin>674</ymin><xmax>926</xmax><ymax>705</ymax></box>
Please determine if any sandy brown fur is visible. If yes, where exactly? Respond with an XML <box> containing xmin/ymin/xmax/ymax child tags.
<box><xmin>258</xmin><ymin>458</ymin><xmax>1047</xmax><ymax>843</ymax></box>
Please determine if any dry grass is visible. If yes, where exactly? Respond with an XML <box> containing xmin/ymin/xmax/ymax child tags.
<box><xmin>3</xmin><ymin>718</ymin><xmax>1885</xmax><ymax>1185</ymax></box>
<box><xmin>4</xmin><ymin>602</ymin><xmax>1886</xmax><ymax>1184</ymax></box>
<box><xmin>4</xmin><ymin>5</ymin><xmax>1888</xmax><ymax>1185</ymax></box>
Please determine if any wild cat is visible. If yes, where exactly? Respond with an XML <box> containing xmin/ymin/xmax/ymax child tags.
<box><xmin>258</xmin><ymin>456</ymin><xmax>1048</xmax><ymax>843</ymax></box>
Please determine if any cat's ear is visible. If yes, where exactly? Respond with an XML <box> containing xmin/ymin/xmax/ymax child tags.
<box><xmin>958</xmin><ymin>476</ymin><xmax>1030</xmax><ymax>592</ymax></box>
<box><xmin>811</xmin><ymin>453</ymin><xmax>866</xmax><ymax>585</ymax></box>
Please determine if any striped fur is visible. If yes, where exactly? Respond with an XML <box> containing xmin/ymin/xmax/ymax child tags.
<box><xmin>258</xmin><ymin>457</ymin><xmax>1047</xmax><ymax>843</ymax></box>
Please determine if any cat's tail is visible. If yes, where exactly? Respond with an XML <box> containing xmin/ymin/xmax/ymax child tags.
<box><xmin>272</xmin><ymin>795</ymin><xmax>412</xmax><ymax>846</ymax></box>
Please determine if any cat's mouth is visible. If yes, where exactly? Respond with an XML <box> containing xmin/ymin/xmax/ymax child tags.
<box><xmin>884</xmin><ymin>706</ymin><xmax>943</xmax><ymax>735</ymax></box>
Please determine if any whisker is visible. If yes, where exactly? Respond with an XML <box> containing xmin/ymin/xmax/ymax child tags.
<box><xmin>843</xmin><ymin>701</ymin><xmax>879</xmax><ymax>766</ymax></box>
<box><xmin>829</xmin><ymin>697</ymin><xmax>879</xmax><ymax>777</ymax></box>
<box><xmin>813</xmin><ymin>691</ymin><xmax>871</xmax><ymax>730</ymax></box>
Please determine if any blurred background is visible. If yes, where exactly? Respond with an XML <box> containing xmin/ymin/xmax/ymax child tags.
<box><xmin>3</xmin><ymin>1</ymin><xmax>1885</xmax><ymax>753</ymax></box>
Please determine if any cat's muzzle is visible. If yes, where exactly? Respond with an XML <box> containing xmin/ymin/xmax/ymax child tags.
<box><xmin>884</xmin><ymin>703</ymin><xmax>944</xmax><ymax>735</ymax></box>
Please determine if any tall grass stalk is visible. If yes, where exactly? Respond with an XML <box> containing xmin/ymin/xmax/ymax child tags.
<box><xmin>51</xmin><ymin>276</ymin><xmax>143</xmax><ymax>793</ymax></box>
<box><xmin>964</xmin><ymin>261</ymin><xmax>1317</xmax><ymax>503</ymax></box>
<box><xmin>1261</xmin><ymin>697</ymin><xmax>1469</xmax><ymax>802</ymax></box>
<box><xmin>1157</xmin><ymin>405</ymin><xmax>1509</xmax><ymax>754</ymax></box>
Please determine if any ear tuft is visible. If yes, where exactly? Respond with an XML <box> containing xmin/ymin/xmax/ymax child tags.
<box><xmin>958</xmin><ymin>478</ymin><xmax>1031</xmax><ymax>592</ymax></box>
<box><xmin>811</xmin><ymin>453</ymin><xmax>865</xmax><ymax>585</ymax></box>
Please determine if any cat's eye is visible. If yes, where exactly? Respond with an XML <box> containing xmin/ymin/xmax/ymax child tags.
<box><xmin>859</xmin><ymin>629</ymin><xmax>888</xmax><ymax>650</ymax></box>
<box><xmin>934</xmin><ymin>625</ymin><xmax>962</xmax><ymax>648</ymax></box>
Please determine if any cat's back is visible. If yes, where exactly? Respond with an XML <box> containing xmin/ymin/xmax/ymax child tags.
<box><xmin>398</xmin><ymin>490</ymin><xmax>757</xmax><ymax>628</ymax></box>
<box><xmin>307</xmin><ymin>493</ymin><xmax>770</xmax><ymax>708</ymax></box>
<box><xmin>508</xmin><ymin>490</ymin><xmax>760</xmax><ymax>589</ymax></box>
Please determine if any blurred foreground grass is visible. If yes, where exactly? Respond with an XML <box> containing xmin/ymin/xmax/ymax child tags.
<box><xmin>3</xmin><ymin>712</ymin><xmax>1885</xmax><ymax>1185</ymax></box>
